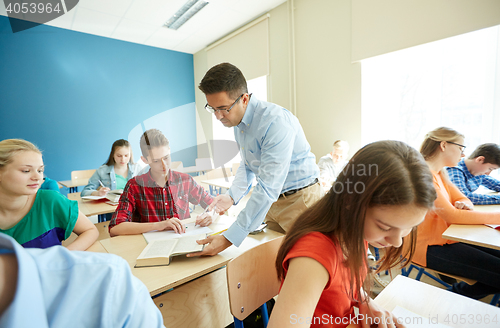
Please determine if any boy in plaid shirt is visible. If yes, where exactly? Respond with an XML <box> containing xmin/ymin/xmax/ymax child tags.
<box><xmin>447</xmin><ymin>143</ymin><xmax>500</xmax><ymax>205</ymax></box>
<box><xmin>109</xmin><ymin>129</ymin><xmax>213</xmax><ymax>236</ymax></box>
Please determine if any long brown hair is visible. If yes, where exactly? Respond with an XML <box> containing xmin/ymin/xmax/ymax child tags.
<box><xmin>275</xmin><ymin>140</ymin><xmax>436</xmax><ymax>302</ymax></box>
<box><xmin>104</xmin><ymin>139</ymin><xmax>134</xmax><ymax>166</ymax></box>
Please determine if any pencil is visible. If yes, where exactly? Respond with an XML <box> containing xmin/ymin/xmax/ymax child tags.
<box><xmin>210</xmin><ymin>228</ymin><xmax>228</xmax><ymax>236</ymax></box>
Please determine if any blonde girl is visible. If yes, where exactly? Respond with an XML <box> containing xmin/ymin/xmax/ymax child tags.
<box><xmin>0</xmin><ymin>139</ymin><xmax>98</xmax><ymax>249</ymax></box>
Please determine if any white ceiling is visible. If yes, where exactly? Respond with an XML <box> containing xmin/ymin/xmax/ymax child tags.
<box><xmin>0</xmin><ymin>0</ymin><xmax>286</xmax><ymax>54</ymax></box>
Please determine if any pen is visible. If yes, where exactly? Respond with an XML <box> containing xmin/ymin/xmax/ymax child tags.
<box><xmin>98</xmin><ymin>180</ymin><xmax>105</xmax><ymax>188</ymax></box>
<box><xmin>210</xmin><ymin>228</ymin><xmax>227</xmax><ymax>236</ymax></box>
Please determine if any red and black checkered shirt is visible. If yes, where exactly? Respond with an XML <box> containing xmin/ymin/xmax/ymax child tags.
<box><xmin>109</xmin><ymin>170</ymin><xmax>213</xmax><ymax>230</ymax></box>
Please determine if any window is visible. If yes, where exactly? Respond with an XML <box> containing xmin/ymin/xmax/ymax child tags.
<box><xmin>361</xmin><ymin>25</ymin><xmax>500</xmax><ymax>155</ymax></box>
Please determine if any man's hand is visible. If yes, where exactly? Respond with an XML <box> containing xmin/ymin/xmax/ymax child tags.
<box><xmin>186</xmin><ymin>234</ymin><xmax>233</xmax><ymax>257</ymax></box>
<box><xmin>208</xmin><ymin>194</ymin><xmax>234</xmax><ymax>215</ymax></box>
<box><xmin>156</xmin><ymin>217</ymin><xmax>186</xmax><ymax>234</ymax></box>
<box><xmin>195</xmin><ymin>212</ymin><xmax>213</xmax><ymax>227</ymax></box>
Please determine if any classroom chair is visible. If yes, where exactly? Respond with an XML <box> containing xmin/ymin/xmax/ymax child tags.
<box><xmin>401</xmin><ymin>263</ymin><xmax>500</xmax><ymax>306</ymax></box>
<box><xmin>69</xmin><ymin>169</ymin><xmax>95</xmax><ymax>192</ymax></box>
<box><xmin>226</xmin><ymin>236</ymin><xmax>284</xmax><ymax>328</ymax></box>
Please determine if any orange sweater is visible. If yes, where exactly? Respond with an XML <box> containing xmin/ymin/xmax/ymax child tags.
<box><xmin>414</xmin><ymin>170</ymin><xmax>500</xmax><ymax>266</ymax></box>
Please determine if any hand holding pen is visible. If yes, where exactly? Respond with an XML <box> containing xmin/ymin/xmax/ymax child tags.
<box><xmin>196</xmin><ymin>205</ymin><xmax>217</xmax><ymax>227</ymax></box>
<box><xmin>97</xmin><ymin>180</ymin><xmax>110</xmax><ymax>196</ymax></box>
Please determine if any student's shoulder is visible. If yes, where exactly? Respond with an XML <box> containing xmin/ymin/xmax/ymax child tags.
<box><xmin>290</xmin><ymin>232</ymin><xmax>338</xmax><ymax>257</ymax></box>
<box><xmin>36</xmin><ymin>189</ymin><xmax>67</xmax><ymax>201</ymax></box>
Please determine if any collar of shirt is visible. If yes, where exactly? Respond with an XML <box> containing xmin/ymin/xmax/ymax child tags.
<box><xmin>137</xmin><ymin>169</ymin><xmax>172</xmax><ymax>188</ymax></box>
<box><xmin>458</xmin><ymin>159</ymin><xmax>474</xmax><ymax>179</ymax></box>
<box><xmin>237</xmin><ymin>95</ymin><xmax>257</xmax><ymax>129</ymax></box>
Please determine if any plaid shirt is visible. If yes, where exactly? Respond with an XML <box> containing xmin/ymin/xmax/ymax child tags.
<box><xmin>109</xmin><ymin>170</ymin><xmax>213</xmax><ymax>230</ymax></box>
<box><xmin>446</xmin><ymin>159</ymin><xmax>500</xmax><ymax>205</ymax></box>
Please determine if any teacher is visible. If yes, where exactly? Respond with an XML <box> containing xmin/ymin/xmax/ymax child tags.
<box><xmin>190</xmin><ymin>63</ymin><xmax>321</xmax><ymax>257</ymax></box>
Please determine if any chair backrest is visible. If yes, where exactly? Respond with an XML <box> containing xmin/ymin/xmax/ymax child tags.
<box><xmin>170</xmin><ymin>161</ymin><xmax>183</xmax><ymax>170</ymax></box>
<box><xmin>71</xmin><ymin>169</ymin><xmax>96</xmax><ymax>180</ymax></box>
<box><xmin>67</xmin><ymin>192</ymin><xmax>81</xmax><ymax>201</ymax></box>
<box><xmin>206</xmin><ymin>167</ymin><xmax>231</xmax><ymax>180</ymax></box>
<box><xmin>226</xmin><ymin>236</ymin><xmax>284</xmax><ymax>321</ymax></box>
<box><xmin>232</xmin><ymin>162</ymin><xmax>240</xmax><ymax>176</ymax></box>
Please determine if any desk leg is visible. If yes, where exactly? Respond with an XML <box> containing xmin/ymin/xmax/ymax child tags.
<box><xmin>153</xmin><ymin>267</ymin><xmax>233</xmax><ymax>328</ymax></box>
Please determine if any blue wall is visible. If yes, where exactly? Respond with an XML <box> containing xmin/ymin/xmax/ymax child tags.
<box><xmin>0</xmin><ymin>16</ymin><xmax>197</xmax><ymax>190</ymax></box>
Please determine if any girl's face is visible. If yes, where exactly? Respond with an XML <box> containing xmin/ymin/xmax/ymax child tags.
<box><xmin>0</xmin><ymin>151</ymin><xmax>44</xmax><ymax>196</ymax></box>
<box><xmin>443</xmin><ymin>137</ymin><xmax>465</xmax><ymax>167</ymax></box>
<box><xmin>363</xmin><ymin>204</ymin><xmax>428</xmax><ymax>248</ymax></box>
<box><xmin>113</xmin><ymin>146</ymin><xmax>131</xmax><ymax>166</ymax></box>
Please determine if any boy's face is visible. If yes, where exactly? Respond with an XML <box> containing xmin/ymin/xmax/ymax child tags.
<box><xmin>471</xmin><ymin>156</ymin><xmax>499</xmax><ymax>176</ymax></box>
<box><xmin>141</xmin><ymin>146</ymin><xmax>171</xmax><ymax>178</ymax></box>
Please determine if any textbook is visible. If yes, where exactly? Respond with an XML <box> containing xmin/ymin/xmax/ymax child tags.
<box><xmin>81</xmin><ymin>189</ymin><xmax>123</xmax><ymax>203</ymax></box>
<box><xmin>135</xmin><ymin>233</ymin><xmax>206</xmax><ymax>268</ymax></box>
<box><xmin>142</xmin><ymin>222</ymin><xmax>212</xmax><ymax>244</ymax></box>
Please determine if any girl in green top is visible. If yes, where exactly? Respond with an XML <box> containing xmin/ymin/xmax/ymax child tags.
<box><xmin>0</xmin><ymin>139</ymin><xmax>98</xmax><ymax>249</ymax></box>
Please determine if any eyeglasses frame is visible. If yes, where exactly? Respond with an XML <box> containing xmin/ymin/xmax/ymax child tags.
<box><xmin>448</xmin><ymin>141</ymin><xmax>466</xmax><ymax>154</ymax></box>
<box><xmin>205</xmin><ymin>93</ymin><xmax>245</xmax><ymax>115</ymax></box>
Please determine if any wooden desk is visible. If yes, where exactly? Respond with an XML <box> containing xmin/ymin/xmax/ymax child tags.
<box><xmin>177</xmin><ymin>166</ymin><xmax>211</xmax><ymax>175</ymax></box>
<box><xmin>99</xmin><ymin>216</ymin><xmax>283</xmax><ymax>328</ymax></box>
<box><xmin>372</xmin><ymin>275</ymin><xmax>500</xmax><ymax>327</ymax></box>
<box><xmin>443</xmin><ymin>224</ymin><xmax>500</xmax><ymax>251</ymax></box>
<box><xmin>202</xmin><ymin>176</ymin><xmax>235</xmax><ymax>190</ymax></box>
<box><xmin>474</xmin><ymin>204</ymin><xmax>500</xmax><ymax>213</ymax></box>
<box><xmin>59</xmin><ymin>178</ymin><xmax>89</xmax><ymax>193</ymax></box>
<box><xmin>442</xmin><ymin>204</ymin><xmax>500</xmax><ymax>250</ymax></box>
<box><xmin>69</xmin><ymin>192</ymin><xmax>117</xmax><ymax>222</ymax></box>
<box><xmin>86</xmin><ymin>240</ymin><xmax>107</xmax><ymax>253</ymax></box>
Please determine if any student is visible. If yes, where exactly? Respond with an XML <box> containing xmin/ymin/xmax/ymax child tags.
<box><xmin>268</xmin><ymin>141</ymin><xmax>437</xmax><ymax>328</ymax></box>
<box><xmin>40</xmin><ymin>175</ymin><xmax>59</xmax><ymax>192</ymax></box>
<box><xmin>317</xmin><ymin>140</ymin><xmax>349</xmax><ymax>192</ymax></box>
<box><xmin>194</xmin><ymin>62</ymin><xmax>321</xmax><ymax>257</ymax></box>
<box><xmin>81</xmin><ymin>139</ymin><xmax>141</xmax><ymax>197</ymax></box>
<box><xmin>415</xmin><ymin>127</ymin><xmax>500</xmax><ymax>300</ymax></box>
<box><xmin>0</xmin><ymin>139</ymin><xmax>98</xmax><ymax>250</ymax></box>
<box><xmin>446</xmin><ymin>143</ymin><xmax>500</xmax><ymax>204</ymax></box>
<box><xmin>109</xmin><ymin>129</ymin><xmax>214</xmax><ymax>236</ymax></box>
<box><xmin>0</xmin><ymin>233</ymin><xmax>165</xmax><ymax>327</ymax></box>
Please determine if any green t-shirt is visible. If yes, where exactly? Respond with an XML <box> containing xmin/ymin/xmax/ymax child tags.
<box><xmin>116</xmin><ymin>174</ymin><xmax>128</xmax><ymax>190</ymax></box>
<box><xmin>0</xmin><ymin>190</ymin><xmax>78</xmax><ymax>248</ymax></box>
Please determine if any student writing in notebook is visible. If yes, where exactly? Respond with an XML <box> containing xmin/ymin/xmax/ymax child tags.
<box><xmin>415</xmin><ymin>127</ymin><xmax>500</xmax><ymax>300</ymax></box>
<box><xmin>0</xmin><ymin>139</ymin><xmax>98</xmax><ymax>250</ymax></box>
<box><xmin>268</xmin><ymin>141</ymin><xmax>437</xmax><ymax>328</ymax></box>
<box><xmin>109</xmin><ymin>129</ymin><xmax>214</xmax><ymax>236</ymax></box>
<box><xmin>81</xmin><ymin>139</ymin><xmax>141</xmax><ymax>197</ymax></box>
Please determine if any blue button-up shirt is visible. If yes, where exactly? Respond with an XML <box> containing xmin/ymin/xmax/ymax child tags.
<box><xmin>447</xmin><ymin>159</ymin><xmax>500</xmax><ymax>205</ymax></box>
<box><xmin>0</xmin><ymin>233</ymin><xmax>164</xmax><ymax>328</ymax></box>
<box><xmin>225</xmin><ymin>96</ymin><xmax>319</xmax><ymax>246</ymax></box>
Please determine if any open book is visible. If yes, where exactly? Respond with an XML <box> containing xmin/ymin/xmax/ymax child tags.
<box><xmin>81</xmin><ymin>189</ymin><xmax>123</xmax><ymax>203</ymax></box>
<box><xmin>135</xmin><ymin>233</ymin><xmax>206</xmax><ymax>268</ymax></box>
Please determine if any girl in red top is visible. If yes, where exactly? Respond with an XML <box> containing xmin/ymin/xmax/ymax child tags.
<box><xmin>268</xmin><ymin>141</ymin><xmax>437</xmax><ymax>328</ymax></box>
